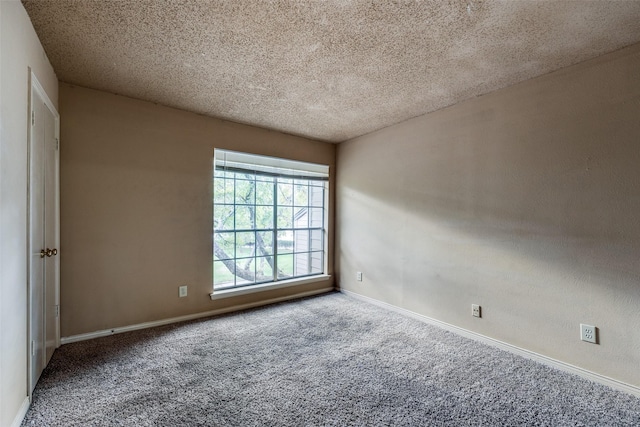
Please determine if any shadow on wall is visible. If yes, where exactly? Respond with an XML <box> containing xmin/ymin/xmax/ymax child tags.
<box><xmin>337</xmin><ymin>172</ymin><xmax>640</xmax><ymax>385</ymax></box>
<box><xmin>341</xmin><ymin>184</ymin><xmax>640</xmax><ymax>295</ymax></box>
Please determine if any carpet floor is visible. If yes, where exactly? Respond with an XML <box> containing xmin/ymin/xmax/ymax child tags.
<box><xmin>22</xmin><ymin>291</ymin><xmax>640</xmax><ymax>426</ymax></box>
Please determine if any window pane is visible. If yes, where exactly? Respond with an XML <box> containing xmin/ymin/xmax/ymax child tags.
<box><xmin>214</xmin><ymin>205</ymin><xmax>234</xmax><ymax>230</ymax></box>
<box><xmin>255</xmin><ymin>205</ymin><xmax>274</xmax><ymax>229</ymax></box>
<box><xmin>255</xmin><ymin>256</ymin><xmax>273</xmax><ymax>282</ymax></box>
<box><xmin>309</xmin><ymin>208</ymin><xmax>324</xmax><ymax>228</ymax></box>
<box><xmin>255</xmin><ymin>174</ymin><xmax>274</xmax><ymax>183</ymax></box>
<box><xmin>277</xmin><ymin>206</ymin><xmax>292</xmax><ymax>229</ymax></box>
<box><xmin>235</xmin><ymin>257</ymin><xmax>256</xmax><ymax>286</ymax></box>
<box><xmin>277</xmin><ymin>254</ymin><xmax>293</xmax><ymax>279</ymax></box>
<box><xmin>235</xmin><ymin>206</ymin><xmax>253</xmax><ymax>230</ymax></box>
<box><xmin>256</xmin><ymin>231</ymin><xmax>273</xmax><ymax>255</ymax></box>
<box><xmin>214</xmin><ymin>260</ymin><xmax>235</xmax><ymax>289</ymax></box>
<box><xmin>214</xmin><ymin>232</ymin><xmax>235</xmax><ymax>260</ymax></box>
<box><xmin>294</xmin><ymin>230</ymin><xmax>309</xmax><ymax>252</ymax></box>
<box><xmin>236</xmin><ymin>232</ymin><xmax>255</xmax><ymax>259</ymax></box>
<box><xmin>277</xmin><ymin>230</ymin><xmax>293</xmax><ymax>254</ymax></box>
<box><xmin>294</xmin><ymin>252</ymin><xmax>311</xmax><ymax>276</ymax></box>
<box><xmin>310</xmin><ymin>229</ymin><xmax>323</xmax><ymax>251</ymax></box>
<box><xmin>293</xmin><ymin>208</ymin><xmax>308</xmax><ymax>228</ymax></box>
<box><xmin>256</xmin><ymin>181</ymin><xmax>274</xmax><ymax>205</ymax></box>
<box><xmin>310</xmin><ymin>251</ymin><xmax>323</xmax><ymax>275</ymax></box>
<box><xmin>235</xmin><ymin>178</ymin><xmax>255</xmax><ymax>205</ymax></box>
<box><xmin>309</xmin><ymin>185</ymin><xmax>324</xmax><ymax>207</ymax></box>
<box><xmin>277</xmin><ymin>179</ymin><xmax>293</xmax><ymax>205</ymax></box>
<box><xmin>214</xmin><ymin>177</ymin><xmax>235</xmax><ymax>204</ymax></box>
<box><xmin>215</xmin><ymin>169</ymin><xmax>235</xmax><ymax>178</ymax></box>
<box><xmin>294</xmin><ymin>183</ymin><xmax>308</xmax><ymax>206</ymax></box>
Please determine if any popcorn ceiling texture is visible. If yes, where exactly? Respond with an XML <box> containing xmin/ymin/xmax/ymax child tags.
<box><xmin>22</xmin><ymin>0</ymin><xmax>640</xmax><ymax>142</ymax></box>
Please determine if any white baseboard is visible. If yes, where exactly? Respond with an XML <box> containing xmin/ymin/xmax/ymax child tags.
<box><xmin>340</xmin><ymin>289</ymin><xmax>640</xmax><ymax>398</ymax></box>
<box><xmin>11</xmin><ymin>397</ymin><xmax>30</xmax><ymax>427</ymax></box>
<box><xmin>62</xmin><ymin>287</ymin><xmax>334</xmax><ymax>345</ymax></box>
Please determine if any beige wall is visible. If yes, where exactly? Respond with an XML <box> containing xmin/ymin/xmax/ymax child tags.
<box><xmin>0</xmin><ymin>1</ymin><xmax>58</xmax><ymax>425</ymax></box>
<box><xmin>336</xmin><ymin>44</ymin><xmax>640</xmax><ymax>387</ymax></box>
<box><xmin>59</xmin><ymin>83</ymin><xmax>335</xmax><ymax>337</ymax></box>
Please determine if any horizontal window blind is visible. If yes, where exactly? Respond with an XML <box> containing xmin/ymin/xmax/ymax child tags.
<box><xmin>214</xmin><ymin>149</ymin><xmax>329</xmax><ymax>181</ymax></box>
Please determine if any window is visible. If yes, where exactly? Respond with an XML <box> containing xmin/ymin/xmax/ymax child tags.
<box><xmin>213</xmin><ymin>150</ymin><xmax>328</xmax><ymax>291</ymax></box>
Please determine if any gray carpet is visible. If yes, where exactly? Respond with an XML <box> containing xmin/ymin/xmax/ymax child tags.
<box><xmin>23</xmin><ymin>292</ymin><xmax>640</xmax><ymax>426</ymax></box>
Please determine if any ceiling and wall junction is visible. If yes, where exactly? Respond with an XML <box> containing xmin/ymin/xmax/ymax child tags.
<box><xmin>22</xmin><ymin>0</ymin><xmax>640</xmax><ymax>142</ymax></box>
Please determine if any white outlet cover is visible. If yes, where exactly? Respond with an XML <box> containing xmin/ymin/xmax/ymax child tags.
<box><xmin>356</xmin><ymin>272</ymin><xmax>362</xmax><ymax>281</ymax></box>
<box><xmin>472</xmin><ymin>304</ymin><xmax>481</xmax><ymax>318</ymax></box>
<box><xmin>580</xmin><ymin>324</ymin><xmax>597</xmax><ymax>344</ymax></box>
<box><xmin>179</xmin><ymin>285</ymin><xmax>188</xmax><ymax>297</ymax></box>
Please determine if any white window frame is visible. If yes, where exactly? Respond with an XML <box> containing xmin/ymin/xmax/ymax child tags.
<box><xmin>210</xmin><ymin>150</ymin><xmax>330</xmax><ymax>300</ymax></box>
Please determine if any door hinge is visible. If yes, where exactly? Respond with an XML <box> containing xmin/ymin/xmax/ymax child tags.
<box><xmin>55</xmin><ymin>138</ymin><xmax>59</xmax><ymax>150</ymax></box>
<box><xmin>55</xmin><ymin>305</ymin><xmax>60</xmax><ymax>317</ymax></box>
<box><xmin>31</xmin><ymin>111</ymin><xmax>35</xmax><ymax>126</ymax></box>
<box><xmin>31</xmin><ymin>340</ymin><xmax>35</xmax><ymax>357</ymax></box>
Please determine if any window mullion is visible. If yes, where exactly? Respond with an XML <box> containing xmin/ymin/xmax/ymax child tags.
<box><xmin>252</xmin><ymin>174</ymin><xmax>257</xmax><ymax>284</ymax></box>
<box><xmin>273</xmin><ymin>178</ymin><xmax>278</xmax><ymax>282</ymax></box>
<box><xmin>233</xmin><ymin>173</ymin><xmax>237</xmax><ymax>288</ymax></box>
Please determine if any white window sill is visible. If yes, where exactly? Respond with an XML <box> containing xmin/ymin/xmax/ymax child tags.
<box><xmin>210</xmin><ymin>274</ymin><xmax>332</xmax><ymax>300</ymax></box>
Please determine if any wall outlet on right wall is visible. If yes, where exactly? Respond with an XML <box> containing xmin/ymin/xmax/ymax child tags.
<box><xmin>471</xmin><ymin>304</ymin><xmax>481</xmax><ymax>318</ymax></box>
<box><xmin>580</xmin><ymin>324</ymin><xmax>598</xmax><ymax>344</ymax></box>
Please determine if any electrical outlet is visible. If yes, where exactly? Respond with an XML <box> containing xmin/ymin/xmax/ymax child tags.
<box><xmin>471</xmin><ymin>304</ymin><xmax>481</xmax><ymax>318</ymax></box>
<box><xmin>580</xmin><ymin>324</ymin><xmax>597</xmax><ymax>344</ymax></box>
<box><xmin>179</xmin><ymin>285</ymin><xmax>188</xmax><ymax>298</ymax></box>
<box><xmin>356</xmin><ymin>271</ymin><xmax>363</xmax><ymax>281</ymax></box>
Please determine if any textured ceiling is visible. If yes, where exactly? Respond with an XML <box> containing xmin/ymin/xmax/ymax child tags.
<box><xmin>22</xmin><ymin>0</ymin><xmax>640</xmax><ymax>143</ymax></box>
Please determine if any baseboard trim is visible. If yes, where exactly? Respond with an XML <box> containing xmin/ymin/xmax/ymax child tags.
<box><xmin>11</xmin><ymin>396</ymin><xmax>30</xmax><ymax>427</ymax></box>
<box><xmin>340</xmin><ymin>289</ymin><xmax>640</xmax><ymax>398</ymax></box>
<box><xmin>61</xmin><ymin>287</ymin><xmax>334</xmax><ymax>345</ymax></box>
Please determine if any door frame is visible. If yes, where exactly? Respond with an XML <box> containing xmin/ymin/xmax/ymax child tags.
<box><xmin>26</xmin><ymin>69</ymin><xmax>60</xmax><ymax>397</ymax></box>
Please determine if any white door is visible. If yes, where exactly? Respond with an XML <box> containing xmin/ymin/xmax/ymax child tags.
<box><xmin>29</xmin><ymin>84</ymin><xmax>46</xmax><ymax>392</ymax></box>
<box><xmin>29</xmin><ymin>74</ymin><xmax>60</xmax><ymax>392</ymax></box>
<box><xmin>44</xmin><ymin>91</ymin><xmax>58</xmax><ymax>366</ymax></box>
